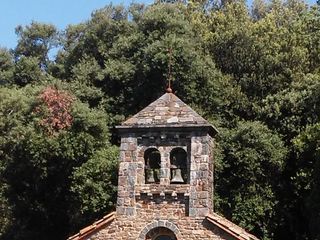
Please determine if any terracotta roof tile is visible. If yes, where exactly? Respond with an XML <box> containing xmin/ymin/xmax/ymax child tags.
<box><xmin>67</xmin><ymin>212</ymin><xmax>115</xmax><ymax>240</ymax></box>
<box><xmin>206</xmin><ymin>213</ymin><xmax>260</xmax><ymax>240</ymax></box>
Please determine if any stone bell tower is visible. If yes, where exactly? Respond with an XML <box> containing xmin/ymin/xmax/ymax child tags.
<box><xmin>68</xmin><ymin>91</ymin><xmax>260</xmax><ymax>240</ymax></box>
<box><xmin>115</xmin><ymin>91</ymin><xmax>217</xmax><ymax>219</ymax></box>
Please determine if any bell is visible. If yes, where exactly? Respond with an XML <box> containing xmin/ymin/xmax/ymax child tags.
<box><xmin>171</xmin><ymin>168</ymin><xmax>184</xmax><ymax>183</ymax></box>
<box><xmin>146</xmin><ymin>169</ymin><xmax>155</xmax><ymax>183</ymax></box>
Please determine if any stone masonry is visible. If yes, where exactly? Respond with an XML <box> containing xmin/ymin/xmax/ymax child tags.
<box><xmin>116</xmin><ymin>129</ymin><xmax>214</xmax><ymax>219</ymax></box>
<box><xmin>68</xmin><ymin>92</ymin><xmax>259</xmax><ymax>240</ymax></box>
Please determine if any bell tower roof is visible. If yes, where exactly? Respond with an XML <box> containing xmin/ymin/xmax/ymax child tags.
<box><xmin>118</xmin><ymin>92</ymin><xmax>218</xmax><ymax>135</ymax></box>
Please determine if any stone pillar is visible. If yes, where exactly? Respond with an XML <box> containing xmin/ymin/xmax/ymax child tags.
<box><xmin>159</xmin><ymin>146</ymin><xmax>171</xmax><ymax>185</ymax></box>
<box><xmin>189</xmin><ymin>134</ymin><xmax>214</xmax><ymax>217</ymax></box>
<box><xmin>116</xmin><ymin>134</ymin><xmax>138</xmax><ymax>216</ymax></box>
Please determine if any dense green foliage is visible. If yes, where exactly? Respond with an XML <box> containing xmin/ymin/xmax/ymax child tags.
<box><xmin>0</xmin><ymin>1</ymin><xmax>320</xmax><ymax>239</ymax></box>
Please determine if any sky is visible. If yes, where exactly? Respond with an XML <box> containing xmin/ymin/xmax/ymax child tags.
<box><xmin>0</xmin><ymin>0</ymin><xmax>153</xmax><ymax>49</ymax></box>
<box><xmin>0</xmin><ymin>0</ymin><xmax>317</xmax><ymax>50</ymax></box>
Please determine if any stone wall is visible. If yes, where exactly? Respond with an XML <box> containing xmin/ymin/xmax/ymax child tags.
<box><xmin>116</xmin><ymin>129</ymin><xmax>214</xmax><ymax>218</ymax></box>
<box><xmin>109</xmin><ymin>128</ymin><xmax>220</xmax><ymax>240</ymax></box>
<box><xmin>117</xmin><ymin>134</ymin><xmax>138</xmax><ymax>216</ymax></box>
<box><xmin>86</xmin><ymin>214</ymin><xmax>233</xmax><ymax>240</ymax></box>
<box><xmin>189</xmin><ymin>134</ymin><xmax>214</xmax><ymax>217</ymax></box>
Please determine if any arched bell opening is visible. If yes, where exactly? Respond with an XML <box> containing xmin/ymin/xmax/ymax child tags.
<box><xmin>170</xmin><ymin>148</ymin><xmax>188</xmax><ymax>184</ymax></box>
<box><xmin>144</xmin><ymin>148</ymin><xmax>161</xmax><ymax>184</ymax></box>
<box><xmin>146</xmin><ymin>227</ymin><xmax>177</xmax><ymax>240</ymax></box>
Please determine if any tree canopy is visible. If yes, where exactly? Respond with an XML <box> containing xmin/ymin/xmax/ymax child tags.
<box><xmin>1</xmin><ymin>1</ymin><xmax>320</xmax><ymax>239</ymax></box>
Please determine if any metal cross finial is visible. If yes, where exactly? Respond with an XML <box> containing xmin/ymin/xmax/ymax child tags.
<box><xmin>166</xmin><ymin>47</ymin><xmax>173</xmax><ymax>93</ymax></box>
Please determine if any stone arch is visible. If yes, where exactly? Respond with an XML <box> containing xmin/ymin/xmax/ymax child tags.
<box><xmin>138</xmin><ymin>220</ymin><xmax>182</xmax><ymax>240</ymax></box>
<box><xmin>146</xmin><ymin>227</ymin><xmax>176</xmax><ymax>240</ymax></box>
<box><xmin>170</xmin><ymin>147</ymin><xmax>188</xmax><ymax>183</ymax></box>
<box><xmin>144</xmin><ymin>147</ymin><xmax>161</xmax><ymax>184</ymax></box>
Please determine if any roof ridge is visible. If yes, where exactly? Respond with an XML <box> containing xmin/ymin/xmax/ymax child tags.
<box><xmin>68</xmin><ymin>212</ymin><xmax>116</xmax><ymax>240</ymax></box>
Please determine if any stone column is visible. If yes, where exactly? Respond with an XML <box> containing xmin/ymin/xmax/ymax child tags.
<box><xmin>116</xmin><ymin>135</ymin><xmax>138</xmax><ymax>216</ymax></box>
<box><xmin>189</xmin><ymin>134</ymin><xmax>214</xmax><ymax>217</ymax></box>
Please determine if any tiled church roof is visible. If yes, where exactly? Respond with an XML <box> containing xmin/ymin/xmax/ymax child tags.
<box><xmin>118</xmin><ymin>93</ymin><xmax>218</xmax><ymax>134</ymax></box>
<box><xmin>68</xmin><ymin>212</ymin><xmax>115</xmax><ymax>240</ymax></box>
<box><xmin>206</xmin><ymin>213</ymin><xmax>260</xmax><ymax>240</ymax></box>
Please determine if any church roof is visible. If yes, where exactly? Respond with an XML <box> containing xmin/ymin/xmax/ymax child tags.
<box><xmin>206</xmin><ymin>213</ymin><xmax>260</xmax><ymax>240</ymax></box>
<box><xmin>117</xmin><ymin>92</ymin><xmax>217</xmax><ymax>134</ymax></box>
<box><xmin>68</xmin><ymin>212</ymin><xmax>115</xmax><ymax>240</ymax></box>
